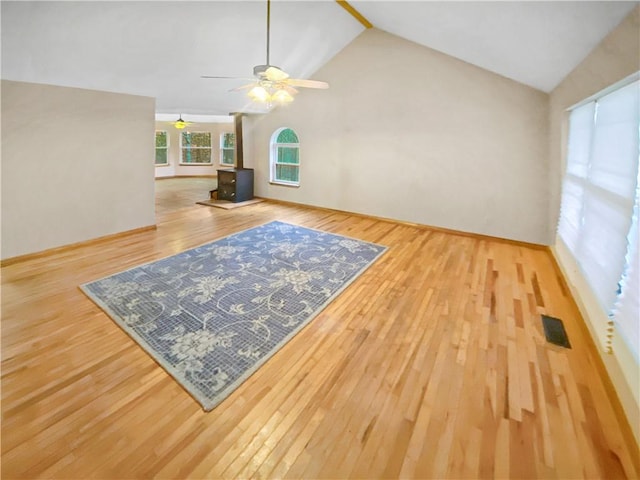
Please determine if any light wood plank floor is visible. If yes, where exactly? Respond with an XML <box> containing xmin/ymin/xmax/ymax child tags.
<box><xmin>2</xmin><ymin>179</ymin><xmax>639</xmax><ymax>479</ymax></box>
<box><xmin>155</xmin><ymin>176</ymin><xmax>217</xmax><ymax>215</ymax></box>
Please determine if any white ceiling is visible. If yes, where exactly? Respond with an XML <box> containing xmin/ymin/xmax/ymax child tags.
<box><xmin>1</xmin><ymin>1</ymin><xmax>636</xmax><ymax>118</ymax></box>
<box><xmin>353</xmin><ymin>1</ymin><xmax>637</xmax><ymax>92</ymax></box>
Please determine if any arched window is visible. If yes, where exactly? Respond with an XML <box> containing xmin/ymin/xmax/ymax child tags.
<box><xmin>270</xmin><ymin>128</ymin><xmax>300</xmax><ymax>186</ymax></box>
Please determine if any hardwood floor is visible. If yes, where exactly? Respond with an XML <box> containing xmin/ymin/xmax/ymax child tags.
<box><xmin>2</xmin><ymin>178</ymin><xmax>639</xmax><ymax>479</ymax></box>
<box><xmin>155</xmin><ymin>176</ymin><xmax>217</xmax><ymax>215</ymax></box>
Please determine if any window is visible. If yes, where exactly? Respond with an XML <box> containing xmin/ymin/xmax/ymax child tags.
<box><xmin>557</xmin><ymin>77</ymin><xmax>639</xmax><ymax>358</ymax></box>
<box><xmin>270</xmin><ymin>128</ymin><xmax>300</xmax><ymax>186</ymax></box>
<box><xmin>155</xmin><ymin>130</ymin><xmax>169</xmax><ymax>165</ymax></box>
<box><xmin>220</xmin><ymin>132</ymin><xmax>235</xmax><ymax>166</ymax></box>
<box><xmin>180</xmin><ymin>131</ymin><xmax>212</xmax><ymax>165</ymax></box>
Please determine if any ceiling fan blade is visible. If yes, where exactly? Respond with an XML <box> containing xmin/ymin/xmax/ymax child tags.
<box><xmin>286</xmin><ymin>78</ymin><xmax>329</xmax><ymax>89</ymax></box>
<box><xmin>265</xmin><ymin>66</ymin><xmax>289</xmax><ymax>82</ymax></box>
<box><xmin>201</xmin><ymin>75</ymin><xmax>254</xmax><ymax>81</ymax></box>
<box><xmin>230</xmin><ymin>83</ymin><xmax>257</xmax><ymax>92</ymax></box>
<box><xmin>279</xmin><ymin>84</ymin><xmax>299</xmax><ymax>95</ymax></box>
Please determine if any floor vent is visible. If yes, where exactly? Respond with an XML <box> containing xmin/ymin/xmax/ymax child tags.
<box><xmin>541</xmin><ymin>315</ymin><xmax>571</xmax><ymax>348</ymax></box>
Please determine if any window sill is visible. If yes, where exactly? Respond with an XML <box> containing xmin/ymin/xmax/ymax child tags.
<box><xmin>155</xmin><ymin>163</ymin><xmax>171</xmax><ymax>168</ymax></box>
<box><xmin>179</xmin><ymin>163</ymin><xmax>214</xmax><ymax>166</ymax></box>
<box><xmin>270</xmin><ymin>181</ymin><xmax>300</xmax><ymax>188</ymax></box>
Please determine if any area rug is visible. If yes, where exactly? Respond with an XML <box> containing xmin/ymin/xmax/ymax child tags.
<box><xmin>81</xmin><ymin>221</ymin><xmax>387</xmax><ymax>410</ymax></box>
<box><xmin>196</xmin><ymin>198</ymin><xmax>264</xmax><ymax>210</ymax></box>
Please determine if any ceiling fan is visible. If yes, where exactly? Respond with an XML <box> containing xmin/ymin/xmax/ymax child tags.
<box><xmin>201</xmin><ymin>0</ymin><xmax>329</xmax><ymax>105</ymax></box>
<box><xmin>172</xmin><ymin>114</ymin><xmax>192</xmax><ymax>130</ymax></box>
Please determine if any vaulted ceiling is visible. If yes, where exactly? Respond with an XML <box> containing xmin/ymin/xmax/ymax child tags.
<box><xmin>2</xmin><ymin>1</ymin><xmax>636</xmax><ymax>118</ymax></box>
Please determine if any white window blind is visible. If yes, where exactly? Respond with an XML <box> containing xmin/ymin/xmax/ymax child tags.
<box><xmin>557</xmin><ymin>78</ymin><xmax>639</xmax><ymax>357</ymax></box>
<box><xmin>614</xmin><ymin>203</ymin><xmax>639</xmax><ymax>361</ymax></box>
<box><xmin>558</xmin><ymin>102</ymin><xmax>594</xmax><ymax>252</ymax></box>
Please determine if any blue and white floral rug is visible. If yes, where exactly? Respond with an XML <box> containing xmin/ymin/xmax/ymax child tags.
<box><xmin>81</xmin><ymin>221</ymin><xmax>387</xmax><ymax>410</ymax></box>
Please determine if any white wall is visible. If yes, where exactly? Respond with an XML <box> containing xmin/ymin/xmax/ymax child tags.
<box><xmin>1</xmin><ymin>80</ymin><xmax>156</xmax><ymax>259</ymax></box>
<box><xmin>245</xmin><ymin>28</ymin><xmax>550</xmax><ymax>245</ymax></box>
<box><xmin>549</xmin><ymin>6</ymin><xmax>640</xmax><ymax>445</ymax></box>
<box><xmin>154</xmin><ymin>121</ymin><xmax>235</xmax><ymax>178</ymax></box>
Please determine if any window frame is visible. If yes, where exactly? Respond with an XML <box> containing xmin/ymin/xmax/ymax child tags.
<box><xmin>155</xmin><ymin>130</ymin><xmax>169</xmax><ymax>166</ymax></box>
<box><xmin>270</xmin><ymin>127</ymin><xmax>300</xmax><ymax>187</ymax></box>
<box><xmin>179</xmin><ymin>131</ymin><xmax>213</xmax><ymax>166</ymax></box>
<box><xmin>557</xmin><ymin>73</ymin><xmax>639</xmax><ymax>356</ymax></box>
<box><xmin>220</xmin><ymin>132</ymin><xmax>235</xmax><ymax>166</ymax></box>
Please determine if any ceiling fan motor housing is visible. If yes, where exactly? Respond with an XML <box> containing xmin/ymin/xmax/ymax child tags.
<box><xmin>254</xmin><ymin>65</ymin><xmax>278</xmax><ymax>77</ymax></box>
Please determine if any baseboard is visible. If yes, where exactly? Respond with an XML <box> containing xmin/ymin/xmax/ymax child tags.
<box><xmin>155</xmin><ymin>175</ymin><xmax>217</xmax><ymax>179</ymax></box>
<box><xmin>260</xmin><ymin>196</ymin><xmax>549</xmax><ymax>250</ymax></box>
<box><xmin>1</xmin><ymin>225</ymin><xmax>157</xmax><ymax>267</ymax></box>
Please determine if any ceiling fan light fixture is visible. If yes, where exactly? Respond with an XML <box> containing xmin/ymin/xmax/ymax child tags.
<box><xmin>272</xmin><ymin>88</ymin><xmax>294</xmax><ymax>104</ymax></box>
<box><xmin>173</xmin><ymin>115</ymin><xmax>188</xmax><ymax>129</ymax></box>
<box><xmin>248</xmin><ymin>85</ymin><xmax>270</xmax><ymax>103</ymax></box>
